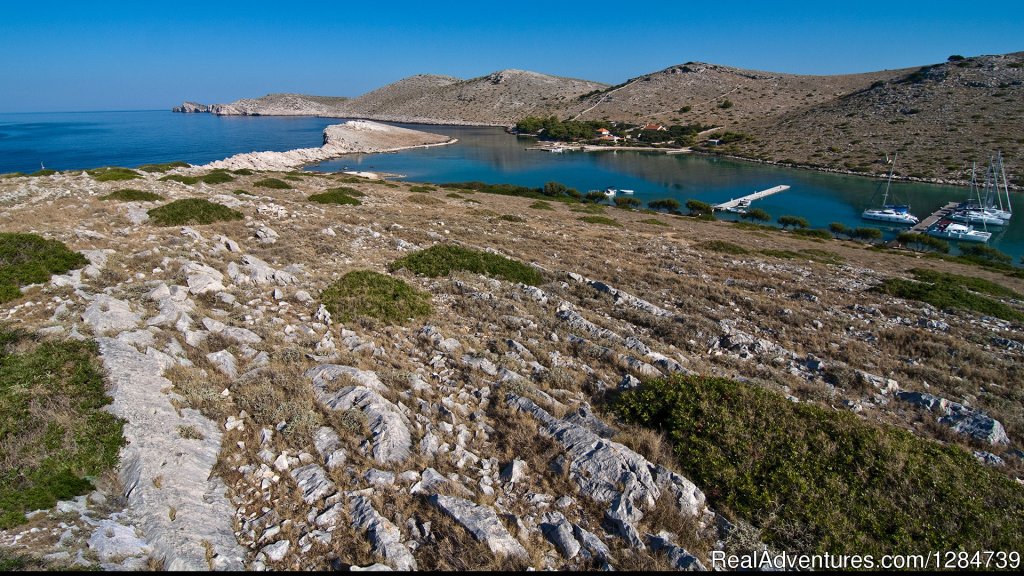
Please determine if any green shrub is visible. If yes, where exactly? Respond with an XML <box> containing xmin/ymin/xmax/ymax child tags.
<box><xmin>760</xmin><ymin>249</ymin><xmax>799</xmax><ymax>259</ymax></box>
<box><xmin>233</xmin><ymin>189</ymin><xmax>255</xmax><ymax>196</ymax></box>
<box><xmin>852</xmin><ymin>227</ymin><xmax>883</xmax><ymax>242</ymax></box>
<box><xmin>529</xmin><ymin>201</ymin><xmax>554</xmax><ymax>211</ymax></box>
<box><xmin>0</xmin><ymin>234</ymin><xmax>87</xmax><ymax>303</ymax></box>
<box><xmin>100</xmin><ymin>189</ymin><xmax>164</xmax><ymax>202</ymax></box>
<box><xmin>201</xmin><ymin>170</ymin><xmax>235</xmax><ymax>184</ymax></box>
<box><xmin>253</xmin><ymin>178</ymin><xmax>292</xmax><ymax>190</ymax></box>
<box><xmin>147</xmin><ymin>199</ymin><xmax>244</xmax><ymax>226</ymax></box>
<box><xmin>959</xmin><ymin>244</ymin><xmax>1012</xmax><ymax>265</ymax></box>
<box><xmin>320</xmin><ymin>270</ymin><xmax>431</xmax><ymax>324</ymax></box>
<box><xmin>695</xmin><ymin>240</ymin><xmax>748</xmax><ymax>255</ymax></box>
<box><xmin>231</xmin><ymin>168</ymin><xmax>255</xmax><ymax>175</ymax></box>
<box><xmin>613</xmin><ymin>375</ymin><xmax>1024</xmax><ymax>556</ymax></box>
<box><xmin>0</xmin><ymin>328</ymin><xmax>124</xmax><ymax>529</ymax></box>
<box><xmin>684</xmin><ymin>199</ymin><xmax>712</xmax><ymax>216</ymax></box>
<box><xmin>717</xmin><ymin>99</ymin><xmax>733</xmax><ymax>109</ymax></box>
<box><xmin>89</xmin><ymin>167</ymin><xmax>141</xmax><ymax>182</ymax></box>
<box><xmin>829</xmin><ymin>222</ymin><xmax>849</xmax><ymax>237</ymax></box>
<box><xmin>322</xmin><ymin>186</ymin><xmax>364</xmax><ymax>197</ymax></box>
<box><xmin>308</xmin><ymin>191</ymin><xmax>361</xmax><ymax>206</ymax></box>
<box><xmin>499</xmin><ymin>214</ymin><xmax>526</xmax><ymax>223</ymax></box>
<box><xmin>741</xmin><ymin>207</ymin><xmax>771</xmax><ymax>222</ymax></box>
<box><xmin>137</xmin><ymin>161</ymin><xmax>190</xmax><ymax>173</ymax></box>
<box><xmin>159</xmin><ymin>174</ymin><xmax>199</xmax><ymax>185</ymax></box>
<box><xmin>792</xmin><ymin>228</ymin><xmax>832</xmax><ymax>240</ymax></box>
<box><xmin>390</xmin><ymin>244</ymin><xmax>542</xmax><ymax>286</ymax></box>
<box><xmin>579</xmin><ymin>215</ymin><xmax>621</xmax><ymax>227</ymax></box>
<box><xmin>409</xmin><ymin>185</ymin><xmax>436</xmax><ymax>193</ymax></box>
<box><xmin>28</xmin><ymin>169</ymin><xmax>57</xmax><ymax>177</ymax></box>
<box><xmin>778</xmin><ymin>215</ymin><xmax>809</xmax><ymax>229</ymax></box>
<box><xmin>872</xmin><ymin>268</ymin><xmax>1023</xmax><ymax>321</ymax></box>
<box><xmin>613</xmin><ymin>197</ymin><xmax>641</xmax><ymax>209</ymax></box>
<box><xmin>897</xmin><ymin>232</ymin><xmax>949</xmax><ymax>253</ymax></box>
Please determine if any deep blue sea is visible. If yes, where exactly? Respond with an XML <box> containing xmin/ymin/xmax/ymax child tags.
<box><xmin>1</xmin><ymin>110</ymin><xmax>1021</xmax><ymax>261</ymax></box>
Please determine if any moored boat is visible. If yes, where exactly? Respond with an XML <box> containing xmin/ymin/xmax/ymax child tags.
<box><xmin>862</xmin><ymin>152</ymin><xmax>919</xmax><ymax>225</ymax></box>
<box><xmin>926</xmin><ymin>219</ymin><xmax>992</xmax><ymax>243</ymax></box>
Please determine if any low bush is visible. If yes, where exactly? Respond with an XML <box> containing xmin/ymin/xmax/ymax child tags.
<box><xmin>320</xmin><ymin>270</ymin><xmax>431</xmax><ymax>325</ymax></box>
<box><xmin>89</xmin><ymin>167</ymin><xmax>142</xmax><ymax>182</ymax></box>
<box><xmin>253</xmin><ymin>178</ymin><xmax>292</xmax><ymax>190</ymax></box>
<box><xmin>159</xmin><ymin>170</ymin><xmax>235</xmax><ymax>185</ymax></box>
<box><xmin>0</xmin><ymin>328</ymin><xmax>124</xmax><ymax>529</ymax></box>
<box><xmin>29</xmin><ymin>169</ymin><xmax>57</xmax><ymax>177</ymax></box>
<box><xmin>872</xmin><ymin>268</ymin><xmax>1023</xmax><ymax>322</ymax></box>
<box><xmin>579</xmin><ymin>215</ymin><xmax>621</xmax><ymax>227</ymax></box>
<box><xmin>0</xmin><ymin>233</ymin><xmax>87</xmax><ymax>303</ymax></box>
<box><xmin>390</xmin><ymin>244</ymin><xmax>542</xmax><ymax>286</ymax></box>
<box><xmin>792</xmin><ymin>228</ymin><xmax>832</xmax><ymax>240</ymax></box>
<box><xmin>100</xmin><ymin>189</ymin><xmax>164</xmax><ymax>202</ymax></box>
<box><xmin>695</xmin><ymin>240</ymin><xmax>748</xmax><ymax>255</ymax></box>
<box><xmin>137</xmin><ymin>161</ymin><xmax>190</xmax><ymax>173</ymax></box>
<box><xmin>409</xmin><ymin>185</ymin><xmax>436</xmax><ymax>193</ymax></box>
<box><xmin>529</xmin><ymin>201</ymin><xmax>554</xmax><ymax>211</ymax></box>
<box><xmin>231</xmin><ymin>168</ymin><xmax>255</xmax><ymax>175</ymax></box>
<box><xmin>640</xmin><ymin>218</ymin><xmax>668</xmax><ymax>226</ymax></box>
<box><xmin>498</xmin><ymin>214</ymin><xmax>526</xmax><ymax>223</ymax></box>
<box><xmin>308</xmin><ymin>191</ymin><xmax>361</xmax><ymax>206</ymax></box>
<box><xmin>613</xmin><ymin>197</ymin><xmax>641</xmax><ymax>209</ymax></box>
<box><xmin>147</xmin><ymin>199</ymin><xmax>244</xmax><ymax>226</ymax></box>
<box><xmin>613</xmin><ymin>375</ymin><xmax>1024</xmax><ymax>556</ymax></box>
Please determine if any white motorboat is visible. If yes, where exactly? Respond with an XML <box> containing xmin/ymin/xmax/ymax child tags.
<box><xmin>927</xmin><ymin>219</ymin><xmax>992</xmax><ymax>243</ymax></box>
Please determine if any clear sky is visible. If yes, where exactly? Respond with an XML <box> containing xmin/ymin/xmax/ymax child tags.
<box><xmin>1</xmin><ymin>0</ymin><xmax>1021</xmax><ymax>112</ymax></box>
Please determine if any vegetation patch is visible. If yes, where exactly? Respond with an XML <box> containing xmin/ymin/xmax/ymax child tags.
<box><xmin>233</xmin><ymin>189</ymin><xmax>255</xmax><ymax>196</ymax></box>
<box><xmin>792</xmin><ymin>228</ymin><xmax>832</xmax><ymax>240</ymax></box>
<box><xmin>613</xmin><ymin>375</ymin><xmax>1024</xmax><ymax>556</ymax></box>
<box><xmin>695</xmin><ymin>240</ymin><xmax>748</xmax><ymax>255</ymax></box>
<box><xmin>529</xmin><ymin>201</ymin><xmax>554</xmax><ymax>211</ymax></box>
<box><xmin>147</xmin><ymin>198</ymin><xmax>244</xmax><ymax>226</ymax></box>
<box><xmin>0</xmin><ymin>233</ymin><xmax>87</xmax><ymax>304</ymax></box>
<box><xmin>0</xmin><ymin>327</ymin><xmax>124</xmax><ymax>529</ymax></box>
<box><xmin>159</xmin><ymin>170</ymin><xmax>235</xmax><ymax>185</ymax></box>
<box><xmin>570</xmin><ymin>204</ymin><xmax>606</xmax><ymax>214</ymax></box>
<box><xmin>253</xmin><ymin>178</ymin><xmax>292</xmax><ymax>190</ymax></box>
<box><xmin>100</xmin><ymin>189</ymin><xmax>164</xmax><ymax>202</ymax></box>
<box><xmin>409</xmin><ymin>185</ymin><xmax>436</xmax><ymax>193</ymax></box>
<box><xmin>29</xmin><ymin>169</ymin><xmax>57</xmax><ymax>177</ymax></box>
<box><xmin>390</xmin><ymin>244</ymin><xmax>542</xmax><ymax>286</ymax></box>
<box><xmin>308</xmin><ymin>190</ymin><xmax>362</xmax><ymax>206</ymax></box>
<box><xmin>320</xmin><ymin>270</ymin><xmax>431</xmax><ymax>325</ymax></box>
<box><xmin>872</xmin><ymin>268</ymin><xmax>1023</xmax><ymax>322</ymax></box>
<box><xmin>498</xmin><ymin>214</ymin><xmax>526</xmax><ymax>223</ymax></box>
<box><xmin>231</xmin><ymin>168</ymin><xmax>255</xmax><ymax>175</ymax></box>
<box><xmin>579</xmin><ymin>215</ymin><xmax>621</xmax><ymax>227</ymax></box>
<box><xmin>639</xmin><ymin>218</ymin><xmax>668</xmax><ymax>226</ymax></box>
<box><xmin>88</xmin><ymin>167</ymin><xmax>142</xmax><ymax>182</ymax></box>
<box><xmin>137</xmin><ymin>161</ymin><xmax>190</xmax><ymax>173</ymax></box>
<box><xmin>322</xmin><ymin>186</ymin><xmax>364</xmax><ymax>197</ymax></box>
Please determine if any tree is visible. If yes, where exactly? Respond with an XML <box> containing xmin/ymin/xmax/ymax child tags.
<box><xmin>852</xmin><ymin>227</ymin><xmax>883</xmax><ymax>243</ymax></box>
<box><xmin>585</xmin><ymin>191</ymin><xmax>608</xmax><ymax>203</ymax></box>
<box><xmin>649</xmin><ymin>198</ymin><xmax>681</xmax><ymax>213</ymax></box>
<box><xmin>947</xmin><ymin>54</ymin><xmax>966</xmax><ymax>62</ymax></box>
<box><xmin>829</xmin><ymin>222</ymin><xmax>849</xmax><ymax>237</ymax></box>
<box><xmin>897</xmin><ymin>232</ymin><xmax>948</xmax><ymax>253</ymax></box>
<box><xmin>778</xmin><ymin>215</ymin><xmax>809</xmax><ymax>230</ymax></box>
<box><xmin>614</xmin><ymin>197</ymin><xmax>641</xmax><ymax>209</ymax></box>
<box><xmin>742</xmin><ymin>208</ymin><xmax>771</xmax><ymax>222</ymax></box>
<box><xmin>685</xmin><ymin>199</ymin><xmax>712</xmax><ymax>216</ymax></box>
<box><xmin>543</xmin><ymin>181</ymin><xmax>568</xmax><ymax>197</ymax></box>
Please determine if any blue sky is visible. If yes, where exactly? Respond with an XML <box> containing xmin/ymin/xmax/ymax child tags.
<box><xmin>1</xmin><ymin>0</ymin><xmax>1021</xmax><ymax>112</ymax></box>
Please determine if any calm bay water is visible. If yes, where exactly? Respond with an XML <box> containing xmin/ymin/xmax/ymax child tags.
<box><xmin>1</xmin><ymin>110</ymin><xmax>1020</xmax><ymax>260</ymax></box>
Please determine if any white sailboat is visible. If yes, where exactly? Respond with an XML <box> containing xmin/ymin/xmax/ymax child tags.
<box><xmin>950</xmin><ymin>162</ymin><xmax>1007</xmax><ymax>227</ymax></box>
<box><xmin>862</xmin><ymin>152</ymin><xmax>919</xmax><ymax>225</ymax></box>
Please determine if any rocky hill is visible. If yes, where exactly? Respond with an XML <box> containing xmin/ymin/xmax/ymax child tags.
<box><xmin>717</xmin><ymin>52</ymin><xmax>1024</xmax><ymax>184</ymax></box>
<box><xmin>562</xmin><ymin>61</ymin><xmax>907</xmax><ymax>128</ymax></box>
<box><xmin>206</xmin><ymin>93</ymin><xmax>351</xmax><ymax>117</ymax></box>
<box><xmin>1</xmin><ymin>165</ymin><xmax>1023</xmax><ymax>570</ymax></box>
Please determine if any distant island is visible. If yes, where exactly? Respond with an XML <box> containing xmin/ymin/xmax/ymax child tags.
<box><xmin>176</xmin><ymin>52</ymin><xmax>1024</xmax><ymax>188</ymax></box>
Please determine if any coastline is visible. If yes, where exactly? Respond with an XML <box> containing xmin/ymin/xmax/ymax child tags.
<box><xmin>200</xmin><ymin>120</ymin><xmax>456</xmax><ymax>172</ymax></box>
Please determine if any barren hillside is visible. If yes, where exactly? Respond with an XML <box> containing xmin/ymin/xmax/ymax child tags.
<box><xmin>208</xmin><ymin>93</ymin><xmax>351</xmax><ymax>116</ymax></box>
<box><xmin>718</xmin><ymin>52</ymin><xmax>1024</xmax><ymax>184</ymax></box>
<box><xmin>563</xmin><ymin>62</ymin><xmax>907</xmax><ymax>127</ymax></box>
<box><xmin>1</xmin><ymin>165</ymin><xmax>1023</xmax><ymax>569</ymax></box>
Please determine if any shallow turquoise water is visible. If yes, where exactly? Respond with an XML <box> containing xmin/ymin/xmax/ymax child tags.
<box><xmin>0</xmin><ymin>111</ymin><xmax>1019</xmax><ymax>261</ymax></box>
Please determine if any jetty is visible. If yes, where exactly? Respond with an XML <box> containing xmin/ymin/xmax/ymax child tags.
<box><xmin>713</xmin><ymin>185</ymin><xmax>790</xmax><ymax>211</ymax></box>
<box><xmin>909</xmin><ymin>201</ymin><xmax>959</xmax><ymax>233</ymax></box>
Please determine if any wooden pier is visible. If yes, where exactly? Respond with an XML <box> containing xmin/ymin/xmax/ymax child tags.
<box><xmin>909</xmin><ymin>201</ymin><xmax>959</xmax><ymax>233</ymax></box>
<box><xmin>713</xmin><ymin>185</ymin><xmax>790</xmax><ymax>211</ymax></box>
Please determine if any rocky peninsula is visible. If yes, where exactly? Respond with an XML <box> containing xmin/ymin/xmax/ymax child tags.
<box><xmin>202</xmin><ymin>120</ymin><xmax>455</xmax><ymax>172</ymax></box>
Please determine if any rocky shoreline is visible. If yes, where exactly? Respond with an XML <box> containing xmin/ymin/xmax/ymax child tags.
<box><xmin>201</xmin><ymin>120</ymin><xmax>455</xmax><ymax>172</ymax></box>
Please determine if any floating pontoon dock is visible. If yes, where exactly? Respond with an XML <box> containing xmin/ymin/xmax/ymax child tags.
<box><xmin>908</xmin><ymin>202</ymin><xmax>960</xmax><ymax>233</ymax></box>
<box><xmin>713</xmin><ymin>185</ymin><xmax>790</xmax><ymax>211</ymax></box>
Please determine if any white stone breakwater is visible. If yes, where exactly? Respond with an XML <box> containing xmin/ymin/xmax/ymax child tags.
<box><xmin>202</xmin><ymin>120</ymin><xmax>455</xmax><ymax>172</ymax></box>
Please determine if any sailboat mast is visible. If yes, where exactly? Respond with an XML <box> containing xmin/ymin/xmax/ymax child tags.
<box><xmin>882</xmin><ymin>152</ymin><xmax>897</xmax><ymax>205</ymax></box>
<box><xmin>998</xmin><ymin>151</ymin><xmax>1012</xmax><ymax>215</ymax></box>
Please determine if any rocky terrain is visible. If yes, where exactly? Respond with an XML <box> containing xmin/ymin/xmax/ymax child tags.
<box><xmin>1</xmin><ymin>165</ymin><xmax>1023</xmax><ymax>570</ymax></box>
<box><xmin>202</xmin><ymin>120</ymin><xmax>455</xmax><ymax>172</ymax></box>
<box><xmin>174</xmin><ymin>52</ymin><xmax>1024</xmax><ymax>183</ymax></box>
